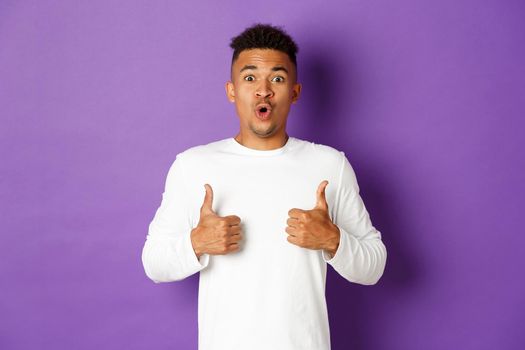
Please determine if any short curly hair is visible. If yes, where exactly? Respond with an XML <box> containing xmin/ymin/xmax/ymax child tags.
<box><xmin>229</xmin><ymin>23</ymin><xmax>299</xmax><ymax>67</ymax></box>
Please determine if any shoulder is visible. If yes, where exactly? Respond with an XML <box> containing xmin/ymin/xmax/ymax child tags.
<box><xmin>292</xmin><ymin>137</ymin><xmax>345</xmax><ymax>164</ymax></box>
<box><xmin>176</xmin><ymin>137</ymin><xmax>230</xmax><ymax>160</ymax></box>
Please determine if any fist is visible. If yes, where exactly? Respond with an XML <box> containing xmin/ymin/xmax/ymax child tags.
<box><xmin>286</xmin><ymin>180</ymin><xmax>340</xmax><ymax>255</ymax></box>
<box><xmin>190</xmin><ymin>184</ymin><xmax>243</xmax><ymax>258</ymax></box>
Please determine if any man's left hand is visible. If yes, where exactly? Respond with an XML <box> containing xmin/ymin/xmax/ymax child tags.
<box><xmin>286</xmin><ymin>180</ymin><xmax>341</xmax><ymax>257</ymax></box>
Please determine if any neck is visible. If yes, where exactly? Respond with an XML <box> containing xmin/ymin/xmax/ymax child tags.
<box><xmin>234</xmin><ymin>132</ymin><xmax>289</xmax><ymax>151</ymax></box>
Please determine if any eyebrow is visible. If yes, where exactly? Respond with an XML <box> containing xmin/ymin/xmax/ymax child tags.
<box><xmin>239</xmin><ymin>65</ymin><xmax>289</xmax><ymax>74</ymax></box>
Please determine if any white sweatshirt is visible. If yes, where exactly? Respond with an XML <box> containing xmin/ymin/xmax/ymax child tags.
<box><xmin>141</xmin><ymin>136</ymin><xmax>387</xmax><ymax>350</ymax></box>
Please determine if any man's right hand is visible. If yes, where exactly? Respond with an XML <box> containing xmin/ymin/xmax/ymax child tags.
<box><xmin>190</xmin><ymin>184</ymin><xmax>243</xmax><ymax>259</ymax></box>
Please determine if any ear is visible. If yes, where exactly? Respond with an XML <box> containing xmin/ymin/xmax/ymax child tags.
<box><xmin>225</xmin><ymin>81</ymin><xmax>235</xmax><ymax>103</ymax></box>
<box><xmin>292</xmin><ymin>83</ymin><xmax>302</xmax><ymax>104</ymax></box>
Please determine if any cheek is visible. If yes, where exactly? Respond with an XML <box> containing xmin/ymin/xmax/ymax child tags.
<box><xmin>236</xmin><ymin>89</ymin><xmax>253</xmax><ymax>104</ymax></box>
<box><xmin>276</xmin><ymin>90</ymin><xmax>294</xmax><ymax>105</ymax></box>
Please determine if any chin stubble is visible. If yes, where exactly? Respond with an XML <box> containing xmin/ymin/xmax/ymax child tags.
<box><xmin>250</xmin><ymin>123</ymin><xmax>276</xmax><ymax>137</ymax></box>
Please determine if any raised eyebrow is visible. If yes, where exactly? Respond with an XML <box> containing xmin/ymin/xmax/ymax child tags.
<box><xmin>239</xmin><ymin>65</ymin><xmax>257</xmax><ymax>73</ymax></box>
<box><xmin>272</xmin><ymin>66</ymin><xmax>288</xmax><ymax>74</ymax></box>
<box><xmin>239</xmin><ymin>65</ymin><xmax>289</xmax><ymax>74</ymax></box>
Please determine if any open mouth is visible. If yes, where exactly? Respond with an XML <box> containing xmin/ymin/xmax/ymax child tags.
<box><xmin>255</xmin><ymin>104</ymin><xmax>272</xmax><ymax>120</ymax></box>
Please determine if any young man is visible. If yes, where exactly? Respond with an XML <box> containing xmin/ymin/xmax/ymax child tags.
<box><xmin>142</xmin><ymin>24</ymin><xmax>387</xmax><ymax>350</ymax></box>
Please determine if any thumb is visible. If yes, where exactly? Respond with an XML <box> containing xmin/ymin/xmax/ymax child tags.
<box><xmin>200</xmin><ymin>184</ymin><xmax>215</xmax><ymax>215</ymax></box>
<box><xmin>315</xmin><ymin>180</ymin><xmax>329</xmax><ymax>211</ymax></box>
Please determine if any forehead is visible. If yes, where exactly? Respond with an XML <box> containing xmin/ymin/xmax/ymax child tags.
<box><xmin>233</xmin><ymin>49</ymin><xmax>294</xmax><ymax>73</ymax></box>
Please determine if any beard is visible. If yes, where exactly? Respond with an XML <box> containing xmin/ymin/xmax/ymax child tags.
<box><xmin>249</xmin><ymin>121</ymin><xmax>277</xmax><ymax>138</ymax></box>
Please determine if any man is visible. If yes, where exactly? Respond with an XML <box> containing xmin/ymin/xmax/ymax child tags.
<box><xmin>142</xmin><ymin>23</ymin><xmax>387</xmax><ymax>350</ymax></box>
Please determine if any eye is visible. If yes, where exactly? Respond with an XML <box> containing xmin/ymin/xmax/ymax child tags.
<box><xmin>244</xmin><ymin>75</ymin><xmax>255</xmax><ymax>82</ymax></box>
<box><xmin>271</xmin><ymin>76</ymin><xmax>285</xmax><ymax>83</ymax></box>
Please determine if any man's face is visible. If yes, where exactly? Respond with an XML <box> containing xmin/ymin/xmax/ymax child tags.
<box><xmin>225</xmin><ymin>49</ymin><xmax>301</xmax><ymax>139</ymax></box>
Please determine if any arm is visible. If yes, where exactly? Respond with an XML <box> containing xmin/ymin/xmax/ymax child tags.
<box><xmin>322</xmin><ymin>152</ymin><xmax>387</xmax><ymax>285</ymax></box>
<box><xmin>141</xmin><ymin>153</ymin><xmax>209</xmax><ymax>283</ymax></box>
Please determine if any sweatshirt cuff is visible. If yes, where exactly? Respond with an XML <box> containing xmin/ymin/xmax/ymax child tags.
<box><xmin>182</xmin><ymin>229</ymin><xmax>210</xmax><ymax>272</ymax></box>
<box><xmin>322</xmin><ymin>226</ymin><xmax>347</xmax><ymax>266</ymax></box>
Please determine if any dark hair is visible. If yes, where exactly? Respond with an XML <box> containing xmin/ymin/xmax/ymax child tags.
<box><xmin>229</xmin><ymin>23</ymin><xmax>299</xmax><ymax>67</ymax></box>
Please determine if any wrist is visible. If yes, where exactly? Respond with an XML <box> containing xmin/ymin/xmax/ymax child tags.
<box><xmin>191</xmin><ymin>227</ymin><xmax>203</xmax><ymax>259</ymax></box>
<box><xmin>326</xmin><ymin>224</ymin><xmax>340</xmax><ymax>256</ymax></box>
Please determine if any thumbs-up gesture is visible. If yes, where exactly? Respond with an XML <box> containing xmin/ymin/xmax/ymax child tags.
<box><xmin>190</xmin><ymin>184</ymin><xmax>243</xmax><ymax>259</ymax></box>
<box><xmin>286</xmin><ymin>180</ymin><xmax>341</xmax><ymax>257</ymax></box>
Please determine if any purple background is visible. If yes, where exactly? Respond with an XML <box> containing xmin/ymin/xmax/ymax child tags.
<box><xmin>1</xmin><ymin>1</ymin><xmax>524</xmax><ymax>349</ymax></box>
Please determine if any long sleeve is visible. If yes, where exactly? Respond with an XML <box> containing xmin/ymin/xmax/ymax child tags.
<box><xmin>322</xmin><ymin>152</ymin><xmax>387</xmax><ymax>285</ymax></box>
<box><xmin>141</xmin><ymin>153</ymin><xmax>209</xmax><ymax>283</ymax></box>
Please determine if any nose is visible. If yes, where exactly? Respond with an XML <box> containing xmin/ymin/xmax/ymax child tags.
<box><xmin>255</xmin><ymin>80</ymin><xmax>274</xmax><ymax>99</ymax></box>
